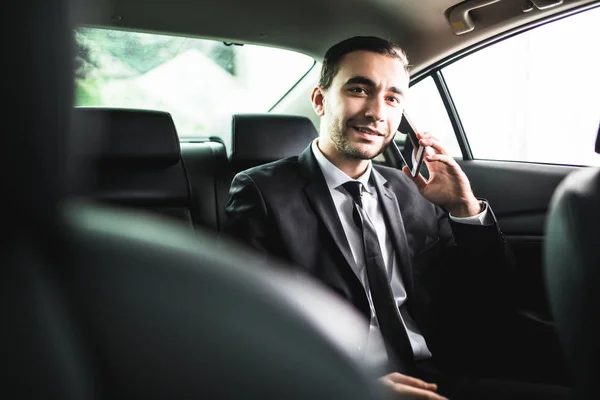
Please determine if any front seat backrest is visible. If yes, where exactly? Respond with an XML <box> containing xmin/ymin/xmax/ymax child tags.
<box><xmin>544</xmin><ymin>124</ymin><xmax>600</xmax><ymax>399</ymax></box>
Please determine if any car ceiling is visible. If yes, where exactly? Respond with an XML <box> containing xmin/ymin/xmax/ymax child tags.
<box><xmin>74</xmin><ymin>0</ymin><xmax>597</xmax><ymax>74</ymax></box>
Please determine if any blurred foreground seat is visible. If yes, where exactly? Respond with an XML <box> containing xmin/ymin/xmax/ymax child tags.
<box><xmin>545</xmin><ymin>124</ymin><xmax>600</xmax><ymax>399</ymax></box>
<box><xmin>1</xmin><ymin>1</ymin><xmax>386</xmax><ymax>399</ymax></box>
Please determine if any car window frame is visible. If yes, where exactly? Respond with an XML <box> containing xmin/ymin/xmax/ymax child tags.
<box><xmin>407</xmin><ymin>2</ymin><xmax>600</xmax><ymax>165</ymax></box>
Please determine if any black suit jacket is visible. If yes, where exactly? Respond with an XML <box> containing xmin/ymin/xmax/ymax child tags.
<box><xmin>223</xmin><ymin>145</ymin><xmax>513</xmax><ymax>370</ymax></box>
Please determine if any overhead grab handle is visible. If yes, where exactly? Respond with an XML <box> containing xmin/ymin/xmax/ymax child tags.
<box><xmin>448</xmin><ymin>0</ymin><xmax>502</xmax><ymax>35</ymax></box>
<box><xmin>528</xmin><ymin>0</ymin><xmax>563</xmax><ymax>10</ymax></box>
<box><xmin>449</xmin><ymin>0</ymin><xmax>564</xmax><ymax>33</ymax></box>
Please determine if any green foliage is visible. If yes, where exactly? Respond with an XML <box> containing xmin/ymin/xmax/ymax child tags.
<box><xmin>75</xmin><ymin>27</ymin><xmax>237</xmax><ymax>77</ymax></box>
<box><xmin>208</xmin><ymin>44</ymin><xmax>236</xmax><ymax>75</ymax></box>
<box><xmin>75</xmin><ymin>79</ymin><xmax>102</xmax><ymax>106</ymax></box>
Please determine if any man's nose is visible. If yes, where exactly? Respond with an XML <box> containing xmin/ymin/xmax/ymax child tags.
<box><xmin>364</xmin><ymin>96</ymin><xmax>385</xmax><ymax>122</ymax></box>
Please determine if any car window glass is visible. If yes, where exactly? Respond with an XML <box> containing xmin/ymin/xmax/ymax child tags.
<box><xmin>442</xmin><ymin>7</ymin><xmax>600</xmax><ymax>166</ymax></box>
<box><xmin>75</xmin><ymin>27</ymin><xmax>315</xmax><ymax>151</ymax></box>
<box><xmin>405</xmin><ymin>76</ymin><xmax>462</xmax><ymax>158</ymax></box>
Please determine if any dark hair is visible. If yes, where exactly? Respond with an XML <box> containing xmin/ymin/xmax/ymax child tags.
<box><xmin>318</xmin><ymin>36</ymin><xmax>409</xmax><ymax>91</ymax></box>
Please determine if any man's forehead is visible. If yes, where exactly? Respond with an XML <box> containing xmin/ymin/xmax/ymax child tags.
<box><xmin>334</xmin><ymin>50</ymin><xmax>409</xmax><ymax>88</ymax></box>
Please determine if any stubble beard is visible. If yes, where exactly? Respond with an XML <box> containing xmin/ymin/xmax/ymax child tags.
<box><xmin>328</xmin><ymin>116</ymin><xmax>389</xmax><ymax>160</ymax></box>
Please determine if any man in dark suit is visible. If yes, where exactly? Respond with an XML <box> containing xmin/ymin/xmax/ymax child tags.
<box><xmin>223</xmin><ymin>37</ymin><xmax>562</xmax><ymax>399</ymax></box>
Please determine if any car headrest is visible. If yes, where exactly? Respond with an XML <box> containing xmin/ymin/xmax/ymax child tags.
<box><xmin>231</xmin><ymin>114</ymin><xmax>318</xmax><ymax>165</ymax></box>
<box><xmin>74</xmin><ymin>108</ymin><xmax>181</xmax><ymax>166</ymax></box>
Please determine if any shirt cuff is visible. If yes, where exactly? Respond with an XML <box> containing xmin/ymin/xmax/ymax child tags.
<box><xmin>449</xmin><ymin>200</ymin><xmax>492</xmax><ymax>225</ymax></box>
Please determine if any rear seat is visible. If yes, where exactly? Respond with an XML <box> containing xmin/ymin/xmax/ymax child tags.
<box><xmin>230</xmin><ymin>114</ymin><xmax>319</xmax><ymax>172</ymax></box>
<box><xmin>74</xmin><ymin>109</ymin><xmax>317</xmax><ymax>233</ymax></box>
<box><xmin>214</xmin><ymin>114</ymin><xmax>319</xmax><ymax>225</ymax></box>
<box><xmin>74</xmin><ymin>107</ymin><xmax>223</xmax><ymax>232</ymax></box>
<box><xmin>180</xmin><ymin>140</ymin><xmax>228</xmax><ymax>231</ymax></box>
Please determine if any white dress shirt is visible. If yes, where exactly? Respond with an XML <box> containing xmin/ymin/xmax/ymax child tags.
<box><xmin>310</xmin><ymin>139</ymin><xmax>490</xmax><ymax>369</ymax></box>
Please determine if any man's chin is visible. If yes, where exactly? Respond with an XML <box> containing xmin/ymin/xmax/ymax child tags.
<box><xmin>344</xmin><ymin>145</ymin><xmax>383</xmax><ymax>160</ymax></box>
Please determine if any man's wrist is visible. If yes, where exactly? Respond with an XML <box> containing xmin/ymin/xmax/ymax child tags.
<box><xmin>446</xmin><ymin>197</ymin><xmax>482</xmax><ymax>218</ymax></box>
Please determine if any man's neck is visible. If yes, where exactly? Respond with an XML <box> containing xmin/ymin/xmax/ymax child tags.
<box><xmin>316</xmin><ymin>138</ymin><xmax>370</xmax><ymax>180</ymax></box>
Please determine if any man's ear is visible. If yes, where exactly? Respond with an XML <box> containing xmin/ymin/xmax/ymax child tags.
<box><xmin>310</xmin><ymin>86</ymin><xmax>325</xmax><ymax>117</ymax></box>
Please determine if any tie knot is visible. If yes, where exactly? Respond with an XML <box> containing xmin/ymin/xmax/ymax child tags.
<box><xmin>342</xmin><ymin>181</ymin><xmax>363</xmax><ymax>206</ymax></box>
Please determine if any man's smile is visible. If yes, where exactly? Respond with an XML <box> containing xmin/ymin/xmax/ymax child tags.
<box><xmin>351</xmin><ymin>125</ymin><xmax>384</xmax><ymax>138</ymax></box>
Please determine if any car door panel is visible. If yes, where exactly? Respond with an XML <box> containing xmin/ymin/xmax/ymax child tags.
<box><xmin>458</xmin><ymin>159</ymin><xmax>577</xmax><ymax>384</ymax></box>
<box><xmin>459</xmin><ymin>160</ymin><xmax>575</xmax><ymax>223</ymax></box>
<box><xmin>459</xmin><ymin>160</ymin><xmax>577</xmax><ymax>316</ymax></box>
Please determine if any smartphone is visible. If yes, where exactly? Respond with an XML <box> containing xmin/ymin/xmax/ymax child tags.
<box><xmin>393</xmin><ymin>112</ymin><xmax>426</xmax><ymax>177</ymax></box>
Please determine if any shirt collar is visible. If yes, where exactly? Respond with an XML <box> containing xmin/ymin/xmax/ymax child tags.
<box><xmin>311</xmin><ymin>139</ymin><xmax>373</xmax><ymax>194</ymax></box>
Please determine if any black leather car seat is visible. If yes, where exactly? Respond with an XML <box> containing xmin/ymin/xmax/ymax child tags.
<box><xmin>544</xmin><ymin>124</ymin><xmax>600</xmax><ymax>399</ymax></box>
<box><xmin>73</xmin><ymin>107</ymin><xmax>194</xmax><ymax>227</ymax></box>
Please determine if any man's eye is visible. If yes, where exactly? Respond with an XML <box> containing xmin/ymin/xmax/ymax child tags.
<box><xmin>349</xmin><ymin>87</ymin><xmax>366</xmax><ymax>94</ymax></box>
<box><xmin>387</xmin><ymin>96</ymin><xmax>400</xmax><ymax>103</ymax></box>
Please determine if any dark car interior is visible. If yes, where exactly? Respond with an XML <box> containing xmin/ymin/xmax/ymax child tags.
<box><xmin>3</xmin><ymin>0</ymin><xmax>600</xmax><ymax>398</ymax></box>
<box><xmin>3</xmin><ymin>1</ymin><xmax>387</xmax><ymax>398</ymax></box>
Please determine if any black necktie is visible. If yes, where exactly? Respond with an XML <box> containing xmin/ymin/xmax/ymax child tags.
<box><xmin>342</xmin><ymin>181</ymin><xmax>415</xmax><ymax>372</ymax></box>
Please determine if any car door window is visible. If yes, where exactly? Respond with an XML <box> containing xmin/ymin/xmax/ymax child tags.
<box><xmin>405</xmin><ymin>76</ymin><xmax>462</xmax><ymax>158</ymax></box>
<box><xmin>442</xmin><ymin>6</ymin><xmax>600</xmax><ymax>166</ymax></box>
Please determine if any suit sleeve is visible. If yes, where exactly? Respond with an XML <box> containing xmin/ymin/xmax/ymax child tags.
<box><xmin>221</xmin><ymin>172</ymin><xmax>286</xmax><ymax>259</ymax></box>
<box><xmin>435</xmin><ymin>199</ymin><xmax>514</xmax><ymax>298</ymax></box>
<box><xmin>445</xmin><ymin>201</ymin><xmax>514</xmax><ymax>281</ymax></box>
<box><xmin>435</xmin><ymin>203</ymin><xmax>520</xmax><ymax>372</ymax></box>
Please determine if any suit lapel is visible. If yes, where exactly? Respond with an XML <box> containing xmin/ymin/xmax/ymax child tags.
<box><xmin>371</xmin><ymin>169</ymin><xmax>415</xmax><ymax>295</ymax></box>
<box><xmin>298</xmin><ymin>146</ymin><xmax>359</xmax><ymax>274</ymax></box>
<box><xmin>297</xmin><ymin>146</ymin><xmax>414</xmax><ymax>300</ymax></box>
